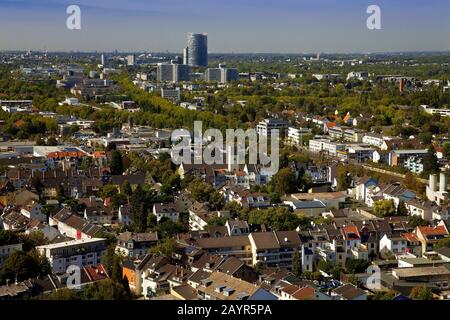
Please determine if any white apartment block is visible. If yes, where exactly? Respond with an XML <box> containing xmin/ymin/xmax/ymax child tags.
<box><xmin>309</xmin><ymin>138</ymin><xmax>346</xmax><ymax>156</ymax></box>
<box><xmin>421</xmin><ymin>105</ymin><xmax>450</xmax><ymax>117</ymax></box>
<box><xmin>287</xmin><ymin>127</ymin><xmax>312</xmax><ymax>146</ymax></box>
<box><xmin>36</xmin><ymin>238</ymin><xmax>106</xmax><ymax>273</ymax></box>
<box><xmin>256</xmin><ymin>118</ymin><xmax>289</xmax><ymax>137</ymax></box>
<box><xmin>362</xmin><ymin>134</ymin><xmax>388</xmax><ymax>150</ymax></box>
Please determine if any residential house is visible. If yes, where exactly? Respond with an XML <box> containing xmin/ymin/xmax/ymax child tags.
<box><xmin>331</xmin><ymin>284</ymin><xmax>367</xmax><ymax>300</ymax></box>
<box><xmin>116</xmin><ymin>232</ymin><xmax>158</xmax><ymax>259</ymax></box>
<box><xmin>152</xmin><ymin>203</ymin><xmax>180</xmax><ymax>223</ymax></box>
<box><xmin>415</xmin><ymin>223</ymin><xmax>449</xmax><ymax>254</ymax></box>
<box><xmin>195</xmin><ymin>271</ymin><xmax>278</xmax><ymax>300</ymax></box>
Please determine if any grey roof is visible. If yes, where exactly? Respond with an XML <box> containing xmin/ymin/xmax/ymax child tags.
<box><xmin>291</xmin><ymin>201</ymin><xmax>326</xmax><ymax>209</ymax></box>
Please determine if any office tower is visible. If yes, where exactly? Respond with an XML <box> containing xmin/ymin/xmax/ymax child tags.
<box><xmin>157</xmin><ymin>64</ymin><xmax>174</xmax><ymax>82</ymax></box>
<box><xmin>187</xmin><ymin>33</ymin><xmax>208</xmax><ymax>67</ymax></box>
<box><xmin>157</xmin><ymin>63</ymin><xmax>190</xmax><ymax>83</ymax></box>
<box><xmin>183</xmin><ymin>47</ymin><xmax>189</xmax><ymax>65</ymax></box>
<box><xmin>101</xmin><ymin>54</ymin><xmax>107</xmax><ymax>66</ymax></box>
<box><xmin>224</xmin><ymin>68</ymin><xmax>239</xmax><ymax>83</ymax></box>
<box><xmin>127</xmin><ymin>54</ymin><xmax>135</xmax><ymax>66</ymax></box>
<box><xmin>205</xmin><ymin>64</ymin><xmax>239</xmax><ymax>83</ymax></box>
<box><xmin>175</xmin><ymin>64</ymin><xmax>190</xmax><ymax>82</ymax></box>
<box><xmin>205</xmin><ymin>68</ymin><xmax>222</xmax><ymax>82</ymax></box>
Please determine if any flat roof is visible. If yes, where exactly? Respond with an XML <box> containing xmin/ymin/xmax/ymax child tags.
<box><xmin>393</xmin><ymin>265</ymin><xmax>450</xmax><ymax>278</ymax></box>
<box><xmin>36</xmin><ymin>238</ymin><xmax>106</xmax><ymax>250</ymax></box>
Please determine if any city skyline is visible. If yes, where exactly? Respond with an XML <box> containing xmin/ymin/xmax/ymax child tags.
<box><xmin>0</xmin><ymin>0</ymin><xmax>450</xmax><ymax>53</ymax></box>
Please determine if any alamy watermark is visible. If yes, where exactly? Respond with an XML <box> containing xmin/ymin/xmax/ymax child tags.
<box><xmin>365</xmin><ymin>265</ymin><xmax>381</xmax><ymax>290</ymax></box>
<box><xmin>170</xmin><ymin>121</ymin><xmax>280</xmax><ymax>174</ymax></box>
<box><xmin>66</xmin><ymin>265</ymin><xmax>81</xmax><ymax>289</ymax></box>
<box><xmin>66</xmin><ymin>5</ymin><xmax>81</xmax><ymax>30</ymax></box>
<box><xmin>367</xmin><ymin>5</ymin><xmax>382</xmax><ymax>30</ymax></box>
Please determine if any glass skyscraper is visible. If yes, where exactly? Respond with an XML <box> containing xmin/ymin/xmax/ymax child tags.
<box><xmin>187</xmin><ymin>33</ymin><xmax>208</xmax><ymax>67</ymax></box>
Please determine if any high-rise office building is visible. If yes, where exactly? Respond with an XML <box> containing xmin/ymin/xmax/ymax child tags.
<box><xmin>205</xmin><ymin>64</ymin><xmax>239</xmax><ymax>83</ymax></box>
<box><xmin>187</xmin><ymin>33</ymin><xmax>208</xmax><ymax>67</ymax></box>
<box><xmin>205</xmin><ymin>68</ymin><xmax>222</xmax><ymax>82</ymax></box>
<box><xmin>127</xmin><ymin>54</ymin><xmax>135</xmax><ymax>66</ymax></box>
<box><xmin>101</xmin><ymin>54</ymin><xmax>107</xmax><ymax>66</ymax></box>
<box><xmin>183</xmin><ymin>47</ymin><xmax>189</xmax><ymax>65</ymax></box>
<box><xmin>157</xmin><ymin>63</ymin><xmax>190</xmax><ymax>83</ymax></box>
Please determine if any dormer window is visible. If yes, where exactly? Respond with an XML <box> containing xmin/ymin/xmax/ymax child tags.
<box><xmin>223</xmin><ymin>287</ymin><xmax>235</xmax><ymax>296</ymax></box>
<box><xmin>215</xmin><ymin>284</ymin><xmax>226</xmax><ymax>293</ymax></box>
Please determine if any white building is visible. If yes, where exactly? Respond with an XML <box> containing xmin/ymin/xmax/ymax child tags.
<box><xmin>287</xmin><ymin>127</ymin><xmax>312</xmax><ymax>146</ymax></box>
<box><xmin>309</xmin><ymin>138</ymin><xmax>346</xmax><ymax>156</ymax></box>
<box><xmin>36</xmin><ymin>238</ymin><xmax>106</xmax><ymax>273</ymax></box>
<box><xmin>362</xmin><ymin>134</ymin><xmax>389</xmax><ymax>150</ymax></box>
<box><xmin>161</xmin><ymin>88</ymin><xmax>181</xmax><ymax>100</ymax></box>
<box><xmin>59</xmin><ymin>97</ymin><xmax>80</xmax><ymax>106</ymax></box>
<box><xmin>152</xmin><ymin>203</ymin><xmax>180</xmax><ymax>223</ymax></box>
<box><xmin>379</xmin><ymin>234</ymin><xmax>408</xmax><ymax>255</ymax></box>
<box><xmin>421</xmin><ymin>105</ymin><xmax>450</xmax><ymax>117</ymax></box>
<box><xmin>256</xmin><ymin>118</ymin><xmax>289</xmax><ymax>137</ymax></box>
<box><xmin>347</xmin><ymin>72</ymin><xmax>369</xmax><ymax>81</ymax></box>
<box><xmin>426</xmin><ymin>173</ymin><xmax>449</xmax><ymax>206</ymax></box>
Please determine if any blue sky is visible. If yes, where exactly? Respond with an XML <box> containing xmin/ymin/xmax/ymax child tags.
<box><xmin>0</xmin><ymin>0</ymin><xmax>449</xmax><ymax>53</ymax></box>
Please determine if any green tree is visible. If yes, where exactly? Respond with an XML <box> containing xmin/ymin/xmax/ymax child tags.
<box><xmin>317</xmin><ymin>259</ymin><xmax>334</xmax><ymax>274</ymax></box>
<box><xmin>80</xmin><ymin>157</ymin><xmax>93</xmax><ymax>172</ymax></box>
<box><xmin>434</xmin><ymin>237</ymin><xmax>450</xmax><ymax>249</ymax></box>
<box><xmin>269</xmin><ymin>168</ymin><xmax>298</xmax><ymax>195</ymax></box>
<box><xmin>122</xmin><ymin>180</ymin><xmax>132</xmax><ymax>197</ymax></box>
<box><xmin>110</xmin><ymin>150</ymin><xmax>124</xmax><ymax>175</ymax></box>
<box><xmin>100</xmin><ymin>184</ymin><xmax>119</xmax><ymax>198</ymax></box>
<box><xmin>207</xmin><ymin>216</ymin><xmax>227</xmax><ymax>227</ymax></box>
<box><xmin>1</xmin><ymin>251</ymin><xmax>40</xmax><ymax>282</ymax></box>
<box><xmin>101</xmin><ymin>245</ymin><xmax>118</xmax><ymax>276</ymax></box>
<box><xmin>345</xmin><ymin>259</ymin><xmax>370</xmax><ymax>274</ymax></box>
<box><xmin>422</xmin><ymin>145</ymin><xmax>439</xmax><ymax>174</ymax></box>
<box><xmin>372</xmin><ymin>291</ymin><xmax>396</xmax><ymax>300</ymax></box>
<box><xmin>336</xmin><ymin>166</ymin><xmax>352</xmax><ymax>192</ymax></box>
<box><xmin>409</xmin><ymin>215</ymin><xmax>429</xmax><ymax>228</ymax></box>
<box><xmin>396</xmin><ymin>200</ymin><xmax>408</xmax><ymax>216</ymax></box>
<box><xmin>150</xmin><ymin>238</ymin><xmax>178</xmax><ymax>258</ymax></box>
<box><xmin>42</xmin><ymin>288</ymin><xmax>80</xmax><ymax>300</ymax></box>
<box><xmin>30</xmin><ymin>176</ymin><xmax>44</xmax><ymax>197</ymax></box>
<box><xmin>82</xmin><ymin>279</ymin><xmax>131</xmax><ymax>300</ymax></box>
<box><xmin>373</xmin><ymin>199</ymin><xmax>396</xmax><ymax>217</ymax></box>
<box><xmin>292</xmin><ymin>251</ymin><xmax>300</xmax><ymax>276</ymax></box>
<box><xmin>46</xmin><ymin>137</ymin><xmax>58</xmax><ymax>146</ymax></box>
<box><xmin>409</xmin><ymin>285</ymin><xmax>433</xmax><ymax>300</ymax></box>
<box><xmin>0</xmin><ymin>230</ymin><xmax>20</xmax><ymax>246</ymax></box>
<box><xmin>130</xmin><ymin>185</ymin><xmax>147</xmax><ymax>232</ymax></box>
<box><xmin>269</xmin><ymin>192</ymin><xmax>281</xmax><ymax>204</ymax></box>
<box><xmin>442</xmin><ymin>142</ymin><xmax>450</xmax><ymax>159</ymax></box>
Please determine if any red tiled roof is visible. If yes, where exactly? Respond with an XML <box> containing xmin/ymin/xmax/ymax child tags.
<box><xmin>47</xmin><ymin>151</ymin><xmax>86</xmax><ymax>159</ymax></box>
<box><xmin>418</xmin><ymin>225</ymin><xmax>448</xmax><ymax>236</ymax></box>
<box><xmin>343</xmin><ymin>225</ymin><xmax>360</xmax><ymax>240</ymax></box>
<box><xmin>401</xmin><ymin>233</ymin><xmax>419</xmax><ymax>242</ymax></box>
<box><xmin>292</xmin><ymin>287</ymin><xmax>315</xmax><ymax>300</ymax></box>
<box><xmin>84</xmin><ymin>264</ymin><xmax>109</xmax><ymax>282</ymax></box>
